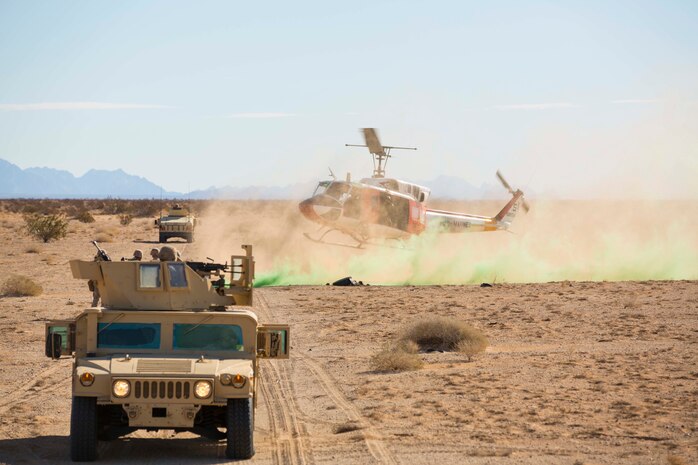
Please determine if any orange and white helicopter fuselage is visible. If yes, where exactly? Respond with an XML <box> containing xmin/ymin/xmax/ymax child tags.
<box><xmin>299</xmin><ymin>176</ymin><xmax>525</xmax><ymax>247</ymax></box>
<box><xmin>299</xmin><ymin>128</ymin><xmax>528</xmax><ymax>248</ymax></box>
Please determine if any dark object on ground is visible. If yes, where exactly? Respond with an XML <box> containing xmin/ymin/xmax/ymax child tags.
<box><xmin>331</xmin><ymin>277</ymin><xmax>366</xmax><ymax>286</ymax></box>
<box><xmin>480</xmin><ymin>282</ymin><xmax>493</xmax><ymax>288</ymax></box>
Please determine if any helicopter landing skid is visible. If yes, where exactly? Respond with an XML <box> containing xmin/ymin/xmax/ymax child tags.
<box><xmin>303</xmin><ymin>230</ymin><xmax>412</xmax><ymax>251</ymax></box>
<box><xmin>303</xmin><ymin>231</ymin><xmax>365</xmax><ymax>249</ymax></box>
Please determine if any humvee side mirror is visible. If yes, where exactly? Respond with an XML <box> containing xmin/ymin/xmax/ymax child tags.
<box><xmin>154</xmin><ymin>219</ymin><xmax>159</xmax><ymax>226</ymax></box>
<box><xmin>45</xmin><ymin>321</ymin><xmax>75</xmax><ymax>359</ymax></box>
<box><xmin>257</xmin><ymin>325</ymin><xmax>290</xmax><ymax>359</ymax></box>
<box><xmin>46</xmin><ymin>333</ymin><xmax>62</xmax><ymax>359</ymax></box>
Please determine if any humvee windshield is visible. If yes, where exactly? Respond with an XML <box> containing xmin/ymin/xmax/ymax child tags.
<box><xmin>173</xmin><ymin>324</ymin><xmax>244</xmax><ymax>351</ymax></box>
<box><xmin>98</xmin><ymin>323</ymin><xmax>161</xmax><ymax>349</ymax></box>
<box><xmin>95</xmin><ymin>323</ymin><xmax>244</xmax><ymax>352</ymax></box>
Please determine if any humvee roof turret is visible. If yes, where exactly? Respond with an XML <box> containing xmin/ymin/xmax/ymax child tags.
<box><xmin>45</xmin><ymin>245</ymin><xmax>289</xmax><ymax>462</ymax></box>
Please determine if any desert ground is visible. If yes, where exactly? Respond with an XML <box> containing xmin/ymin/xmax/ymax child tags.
<box><xmin>0</xmin><ymin>199</ymin><xmax>696</xmax><ymax>465</ymax></box>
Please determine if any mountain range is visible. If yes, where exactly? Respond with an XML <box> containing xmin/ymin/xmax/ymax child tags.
<box><xmin>0</xmin><ymin>159</ymin><xmax>511</xmax><ymax>200</ymax></box>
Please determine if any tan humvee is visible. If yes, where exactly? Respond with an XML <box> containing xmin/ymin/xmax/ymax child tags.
<box><xmin>155</xmin><ymin>204</ymin><xmax>196</xmax><ymax>243</ymax></box>
<box><xmin>45</xmin><ymin>245</ymin><xmax>289</xmax><ymax>462</ymax></box>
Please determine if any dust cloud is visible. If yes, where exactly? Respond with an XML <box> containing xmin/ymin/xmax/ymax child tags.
<box><xmin>192</xmin><ymin>199</ymin><xmax>698</xmax><ymax>286</ymax></box>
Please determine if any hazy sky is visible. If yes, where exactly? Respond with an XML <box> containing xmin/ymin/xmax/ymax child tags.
<box><xmin>1</xmin><ymin>1</ymin><xmax>696</xmax><ymax>197</ymax></box>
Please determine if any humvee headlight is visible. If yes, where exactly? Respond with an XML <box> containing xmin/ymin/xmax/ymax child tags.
<box><xmin>220</xmin><ymin>373</ymin><xmax>233</xmax><ymax>386</ymax></box>
<box><xmin>232</xmin><ymin>374</ymin><xmax>247</xmax><ymax>389</ymax></box>
<box><xmin>112</xmin><ymin>380</ymin><xmax>130</xmax><ymax>398</ymax></box>
<box><xmin>194</xmin><ymin>380</ymin><xmax>212</xmax><ymax>399</ymax></box>
<box><xmin>79</xmin><ymin>372</ymin><xmax>95</xmax><ymax>386</ymax></box>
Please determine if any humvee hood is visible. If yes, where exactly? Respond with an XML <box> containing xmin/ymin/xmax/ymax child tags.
<box><xmin>161</xmin><ymin>217</ymin><xmax>193</xmax><ymax>225</ymax></box>
<box><xmin>107</xmin><ymin>356</ymin><xmax>253</xmax><ymax>377</ymax></box>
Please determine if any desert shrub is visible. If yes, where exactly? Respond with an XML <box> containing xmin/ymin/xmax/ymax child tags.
<box><xmin>370</xmin><ymin>345</ymin><xmax>423</xmax><ymax>372</ymax></box>
<box><xmin>455</xmin><ymin>338</ymin><xmax>489</xmax><ymax>362</ymax></box>
<box><xmin>119</xmin><ymin>214</ymin><xmax>133</xmax><ymax>226</ymax></box>
<box><xmin>24</xmin><ymin>213</ymin><xmax>69</xmax><ymax>243</ymax></box>
<box><xmin>401</xmin><ymin>316</ymin><xmax>488</xmax><ymax>359</ymax></box>
<box><xmin>74</xmin><ymin>210</ymin><xmax>95</xmax><ymax>223</ymax></box>
<box><xmin>1</xmin><ymin>274</ymin><xmax>43</xmax><ymax>297</ymax></box>
<box><xmin>394</xmin><ymin>339</ymin><xmax>419</xmax><ymax>354</ymax></box>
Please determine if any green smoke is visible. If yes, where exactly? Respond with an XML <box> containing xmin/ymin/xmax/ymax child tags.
<box><xmin>255</xmin><ymin>201</ymin><xmax>698</xmax><ymax>286</ymax></box>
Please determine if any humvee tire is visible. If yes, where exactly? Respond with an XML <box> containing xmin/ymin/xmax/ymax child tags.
<box><xmin>159</xmin><ymin>233</ymin><xmax>166</xmax><ymax>243</ymax></box>
<box><xmin>186</xmin><ymin>233</ymin><xmax>193</xmax><ymax>243</ymax></box>
<box><xmin>70</xmin><ymin>396</ymin><xmax>98</xmax><ymax>462</ymax></box>
<box><xmin>225</xmin><ymin>398</ymin><xmax>254</xmax><ymax>459</ymax></box>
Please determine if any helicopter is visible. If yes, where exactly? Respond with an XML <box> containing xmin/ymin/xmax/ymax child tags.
<box><xmin>299</xmin><ymin>128</ymin><xmax>529</xmax><ymax>248</ymax></box>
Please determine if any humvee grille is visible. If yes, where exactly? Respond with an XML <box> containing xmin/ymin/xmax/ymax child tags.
<box><xmin>134</xmin><ymin>380</ymin><xmax>192</xmax><ymax>400</ymax></box>
<box><xmin>137</xmin><ymin>359</ymin><xmax>192</xmax><ymax>373</ymax></box>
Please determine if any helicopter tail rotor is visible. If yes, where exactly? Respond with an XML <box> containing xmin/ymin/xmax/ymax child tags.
<box><xmin>496</xmin><ymin>170</ymin><xmax>530</xmax><ymax>213</ymax></box>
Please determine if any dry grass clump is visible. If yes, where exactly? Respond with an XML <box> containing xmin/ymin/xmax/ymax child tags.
<box><xmin>74</xmin><ymin>210</ymin><xmax>95</xmax><ymax>223</ymax></box>
<box><xmin>371</xmin><ymin>344</ymin><xmax>423</xmax><ymax>372</ymax></box>
<box><xmin>119</xmin><ymin>214</ymin><xmax>133</xmax><ymax>226</ymax></box>
<box><xmin>24</xmin><ymin>245</ymin><xmax>42</xmax><ymax>254</ymax></box>
<box><xmin>1</xmin><ymin>274</ymin><xmax>43</xmax><ymax>297</ymax></box>
<box><xmin>370</xmin><ymin>318</ymin><xmax>488</xmax><ymax>371</ymax></box>
<box><xmin>402</xmin><ymin>316</ymin><xmax>488</xmax><ymax>360</ymax></box>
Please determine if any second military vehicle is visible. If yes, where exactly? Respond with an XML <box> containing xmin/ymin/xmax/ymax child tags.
<box><xmin>45</xmin><ymin>244</ymin><xmax>289</xmax><ymax>461</ymax></box>
<box><xmin>155</xmin><ymin>204</ymin><xmax>197</xmax><ymax>243</ymax></box>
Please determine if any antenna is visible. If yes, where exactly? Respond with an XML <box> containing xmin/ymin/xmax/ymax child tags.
<box><xmin>328</xmin><ymin>167</ymin><xmax>337</xmax><ymax>180</ymax></box>
<box><xmin>345</xmin><ymin>128</ymin><xmax>416</xmax><ymax>178</ymax></box>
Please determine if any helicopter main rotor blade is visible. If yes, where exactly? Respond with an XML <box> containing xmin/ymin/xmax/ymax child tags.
<box><xmin>496</xmin><ymin>170</ymin><xmax>514</xmax><ymax>194</ymax></box>
<box><xmin>362</xmin><ymin>128</ymin><xmax>385</xmax><ymax>155</ymax></box>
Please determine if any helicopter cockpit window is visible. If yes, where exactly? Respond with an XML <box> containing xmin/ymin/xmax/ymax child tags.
<box><xmin>324</xmin><ymin>182</ymin><xmax>350</xmax><ymax>200</ymax></box>
<box><xmin>313</xmin><ymin>181</ymin><xmax>331</xmax><ymax>197</ymax></box>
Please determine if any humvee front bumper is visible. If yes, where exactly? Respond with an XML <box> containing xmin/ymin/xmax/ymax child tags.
<box><xmin>159</xmin><ymin>231</ymin><xmax>191</xmax><ymax>239</ymax></box>
<box><xmin>121</xmin><ymin>403</ymin><xmax>202</xmax><ymax>428</ymax></box>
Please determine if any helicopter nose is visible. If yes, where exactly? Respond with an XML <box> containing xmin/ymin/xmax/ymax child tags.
<box><xmin>299</xmin><ymin>195</ymin><xmax>342</xmax><ymax>222</ymax></box>
<box><xmin>299</xmin><ymin>198</ymin><xmax>321</xmax><ymax>222</ymax></box>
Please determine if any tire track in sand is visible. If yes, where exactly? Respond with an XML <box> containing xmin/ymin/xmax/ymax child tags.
<box><xmin>0</xmin><ymin>361</ymin><xmax>70</xmax><ymax>415</ymax></box>
<box><xmin>258</xmin><ymin>359</ymin><xmax>308</xmax><ymax>465</ymax></box>
<box><xmin>256</xmin><ymin>291</ymin><xmax>398</xmax><ymax>465</ymax></box>
<box><xmin>255</xmin><ymin>290</ymin><xmax>312</xmax><ymax>465</ymax></box>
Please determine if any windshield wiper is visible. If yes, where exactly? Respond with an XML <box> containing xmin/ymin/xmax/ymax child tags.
<box><xmin>183</xmin><ymin>315</ymin><xmax>215</xmax><ymax>335</ymax></box>
<box><xmin>98</xmin><ymin>313</ymin><xmax>126</xmax><ymax>334</ymax></box>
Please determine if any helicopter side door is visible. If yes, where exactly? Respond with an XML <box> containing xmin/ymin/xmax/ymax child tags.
<box><xmin>362</xmin><ymin>190</ymin><xmax>410</xmax><ymax>231</ymax></box>
<box><xmin>407</xmin><ymin>200</ymin><xmax>427</xmax><ymax>234</ymax></box>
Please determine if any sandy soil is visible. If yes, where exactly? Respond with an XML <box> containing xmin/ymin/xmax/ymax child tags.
<box><xmin>0</xmin><ymin>202</ymin><xmax>696</xmax><ymax>465</ymax></box>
